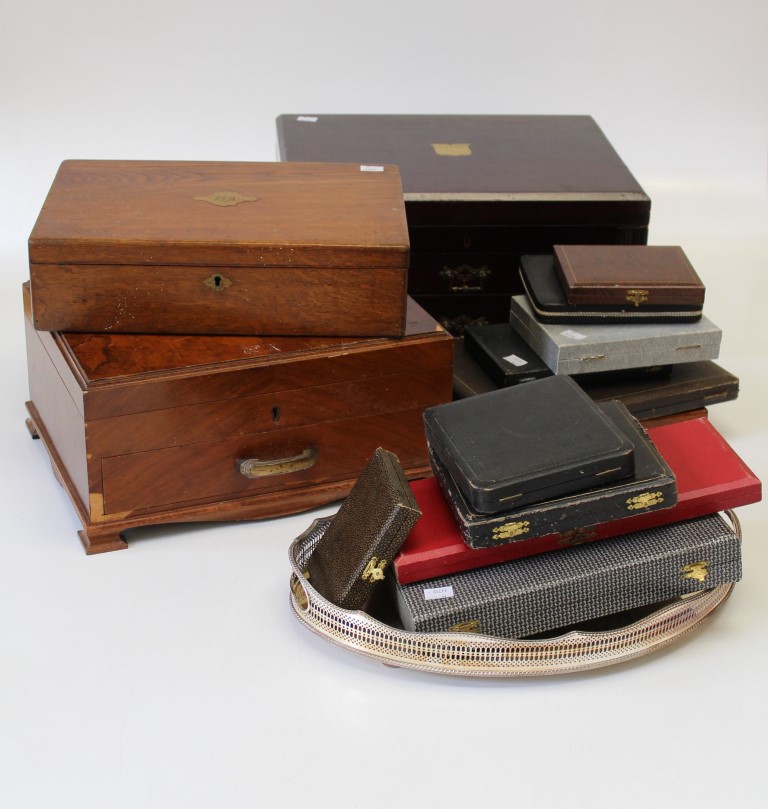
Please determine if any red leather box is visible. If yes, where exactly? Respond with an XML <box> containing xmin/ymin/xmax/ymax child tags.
<box><xmin>393</xmin><ymin>416</ymin><xmax>761</xmax><ymax>584</ymax></box>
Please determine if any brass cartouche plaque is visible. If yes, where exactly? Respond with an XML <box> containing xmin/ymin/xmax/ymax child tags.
<box><xmin>431</xmin><ymin>143</ymin><xmax>472</xmax><ymax>156</ymax></box>
<box><xmin>193</xmin><ymin>191</ymin><xmax>259</xmax><ymax>207</ymax></box>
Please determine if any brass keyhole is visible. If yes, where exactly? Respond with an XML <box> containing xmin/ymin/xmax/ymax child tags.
<box><xmin>203</xmin><ymin>273</ymin><xmax>232</xmax><ymax>292</ymax></box>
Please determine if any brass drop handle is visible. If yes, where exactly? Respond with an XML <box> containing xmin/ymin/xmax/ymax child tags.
<box><xmin>238</xmin><ymin>447</ymin><xmax>317</xmax><ymax>478</ymax></box>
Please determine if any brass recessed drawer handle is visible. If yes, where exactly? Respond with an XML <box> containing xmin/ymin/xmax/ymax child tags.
<box><xmin>238</xmin><ymin>447</ymin><xmax>318</xmax><ymax>478</ymax></box>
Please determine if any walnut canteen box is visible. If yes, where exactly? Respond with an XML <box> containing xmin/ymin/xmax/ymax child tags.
<box><xmin>28</xmin><ymin>160</ymin><xmax>410</xmax><ymax>337</ymax></box>
<box><xmin>23</xmin><ymin>288</ymin><xmax>454</xmax><ymax>554</ymax></box>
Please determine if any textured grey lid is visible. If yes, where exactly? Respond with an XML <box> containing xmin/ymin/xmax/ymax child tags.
<box><xmin>510</xmin><ymin>295</ymin><xmax>721</xmax><ymax>374</ymax></box>
<box><xmin>394</xmin><ymin>513</ymin><xmax>741</xmax><ymax>637</ymax></box>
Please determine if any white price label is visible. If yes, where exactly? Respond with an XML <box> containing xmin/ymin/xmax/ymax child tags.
<box><xmin>296</xmin><ymin>116</ymin><xmax>318</xmax><ymax>122</ymax></box>
<box><xmin>423</xmin><ymin>585</ymin><xmax>454</xmax><ymax>601</ymax></box>
<box><xmin>360</xmin><ymin>165</ymin><xmax>384</xmax><ymax>172</ymax></box>
<box><xmin>503</xmin><ymin>354</ymin><xmax>528</xmax><ymax>367</ymax></box>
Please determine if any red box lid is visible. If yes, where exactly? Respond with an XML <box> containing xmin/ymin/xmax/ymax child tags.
<box><xmin>393</xmin><ymin>416</ymin><xmax>761</xmax><ymax>584</ymax></box>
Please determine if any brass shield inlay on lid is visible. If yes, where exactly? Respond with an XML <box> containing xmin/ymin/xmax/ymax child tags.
<box><xmin>193</xmin><ymin>191</ymin><xmax>259</xmax><ymax>207</ymax></box>
<box><xmin>431</xmin><ymin>143</ymin><xmax>472</xmax><ymax>156</ymax></box>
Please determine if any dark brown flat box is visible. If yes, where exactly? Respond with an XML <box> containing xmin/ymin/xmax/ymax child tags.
<box><xmin>554</xmin><ymin>245</ymin><xmax>705</xmax><ymax>308</ymax></box>
<box><xmin>579</xmin><ymin>360</ymin><xmax>739</xmax><ymax>420</ymax></box>
<box><xmin>29</xmin><ymin>160</ymin><xmax>409</xmax><ymax>336</ymax></box>
<box><xmin>277</xmin><ymin>115</ymin><xmax>651</xmax><ymax>331</ymax></box>
<box><xmin>23</xmin><ymin>286</ymin><xmax>453</xmax><ymax>554</ymax></box>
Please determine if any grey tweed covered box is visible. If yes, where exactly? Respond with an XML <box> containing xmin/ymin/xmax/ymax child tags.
<box><xmin>392</xmin><ymin>512</ymin><xmax>741</xmax><ymax>638</ymax></box>
<box><xmin>509</xmin><ymin>294</ymin><xmax>721</xmax><ymax>375</ymax></box>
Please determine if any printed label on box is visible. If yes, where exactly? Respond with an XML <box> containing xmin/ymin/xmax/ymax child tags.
<box><xmin>297</xmin><ymin>116</ymin><xmax>318</xmax><ymax>122</ymax></box>
<box><xmin>360</xmin><ymin>165</ymin><xmax>385</xmax><ymax>172</ymax></box>
<box><xmin>503</xmin><ymin>354</ymin><xmax>528</xmax><ymax>367</ymax></box>
<box><xmin>561</xmin><ymin>329</ymin><xmax>587</xmax><ymax>340</ymax></box>
<box><xmin>424</xmin><ymin>585</ymin><xmax>454</xmax><ymax>601</ymax></box>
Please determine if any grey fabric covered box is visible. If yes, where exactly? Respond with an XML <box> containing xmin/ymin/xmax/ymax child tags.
<box><xmin>509</xmin><ymin>295</ymin><xmax>721</xmax><ymax>375</ymax></box>
<box><xmin>392</xmin><ymin>512</ymin><xmax>741</xmax><ymax>638</ymax></box>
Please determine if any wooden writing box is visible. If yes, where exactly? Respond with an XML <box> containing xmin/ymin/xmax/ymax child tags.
<box><xmin>277</xmin><ymin>114</ymin><xmax>651</xmax><ymax>332</ymax></box>
<box><xmin>29</xmin><ymin>160</ymin><xmax>409</xmax><ymax>336</ymax></box>
<box><xmin>23</xmin><ymin>287</ymin><xmax>453</xmax><ymax>554</ymax></box>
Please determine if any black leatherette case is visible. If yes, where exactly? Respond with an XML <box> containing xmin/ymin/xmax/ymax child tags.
<box><xmin>423</xmin><ymin>376</ymin><xmax>635</xmax><ymax>514</ymax></box>
<box><xmin>463</xmin><ymin>323</ymin><xmax>552</xmax><ymax>387</ymax></box>
<box><xmin>431</xmin><ymin>400</ymin><xmax>677</xmax><ymax>548</ymax></box>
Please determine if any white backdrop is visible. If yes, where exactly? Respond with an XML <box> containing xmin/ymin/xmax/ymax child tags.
<box><xmin>1</xmin><ymin>3</ymin><xmax>766</xmax><ymax>808</ymax></box>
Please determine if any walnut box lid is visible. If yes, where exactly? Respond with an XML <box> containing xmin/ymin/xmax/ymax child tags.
<box><xmin>28</xmin><ymin>160</ymin><xmax>410</xmax><ymax>336</ymax></box>
<box><xmin>29</xmin><ymin>160</ymin><xmax>408</xmax><ymax>268</ymax></box>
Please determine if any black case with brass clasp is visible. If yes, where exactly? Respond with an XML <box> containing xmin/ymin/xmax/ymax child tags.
<box><xmin>276</xmin><ymin>114</ymin><xmax>651</xmax><ymax>334</ymax></box>
<box><xmin>430</xmin><ymin>400</ymin><xmax>677</xmax><ymax>549</ymax></box>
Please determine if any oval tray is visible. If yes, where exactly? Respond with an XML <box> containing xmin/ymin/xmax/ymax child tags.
<box><xmin>288</xmin><ymin>512</ymin><xmax>739</xmax><ymax>677</ymax></box>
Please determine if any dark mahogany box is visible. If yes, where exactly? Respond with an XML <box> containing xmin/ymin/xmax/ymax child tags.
<box><xmin>276</xmin><ymin>114</ymin><xmax>651</xmax><ymax>332</ymax></box>
<box><xmin>29</xmin><ymin>160</ymin><xmax>410</xmax><ymax>337</ymax></box>
<box><xmin>23</xmin><ymin>287</ymin><xmax>453</xmax><ymax>554</ymax></box>
<box><xmin>393</xmin><ymin>415</ymin><xmax>761</xmax><ymax>584</ymax></box>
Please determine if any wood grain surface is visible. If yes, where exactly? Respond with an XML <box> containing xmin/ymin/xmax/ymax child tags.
<box><xmin>23</xmin><ymin>286</ymin><xmax>453</xmax><ymax>552</ymax></box>
<box><xmin>28</xmin><ymin>160</ymin><xmax>410</xmax><ymax>335</ymax></box>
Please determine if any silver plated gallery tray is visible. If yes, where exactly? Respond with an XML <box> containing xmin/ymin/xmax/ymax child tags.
<box><xmin>288</xmin><ymin>512</ymin><xmax>739</xmax><ymax>677</ymax></box>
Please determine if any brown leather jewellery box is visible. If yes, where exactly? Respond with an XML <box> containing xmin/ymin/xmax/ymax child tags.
<box><xmin>24</xmin><ymin>288</ymin><xmax>454</xmax><ymax>554</ymax></box>
<box><xmin>554</xmin><ymin>245</ymin><xmax>705</xmax><ymax>309</ymax></box>
<box><xmin>28</xmin><ymin>160</ymin><xmax>410</xmax><ymax>337</ymax></box>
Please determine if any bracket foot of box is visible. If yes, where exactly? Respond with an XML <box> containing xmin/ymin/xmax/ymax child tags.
<box><xmin>26</xmin><ymin>401</ymin><xmax>431</xmax><ymax>555</ymax></box>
